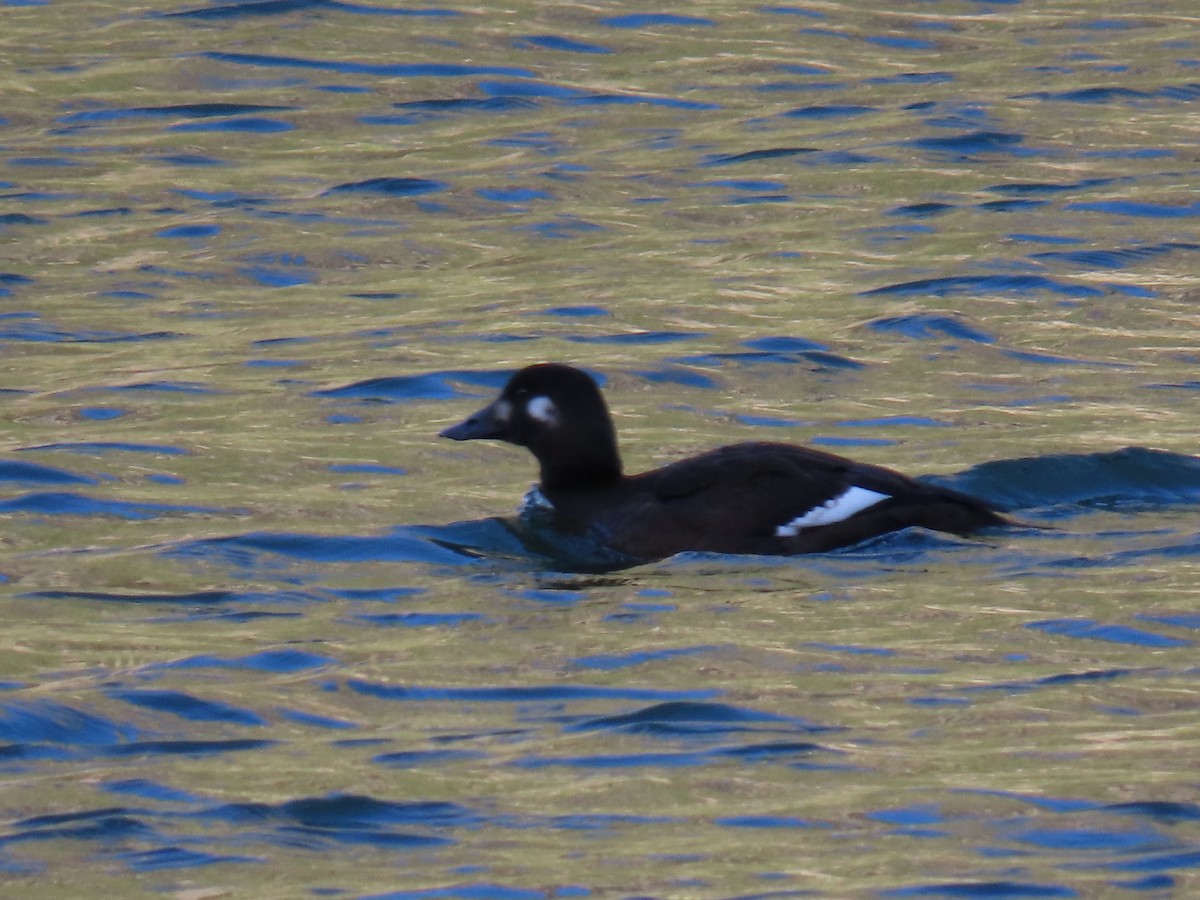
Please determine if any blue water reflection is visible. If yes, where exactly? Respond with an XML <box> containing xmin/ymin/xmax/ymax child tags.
<box><xmin>3</xmin><ymin>0</ymin><xmax>1200</xmax><ymax>895</ymax></box>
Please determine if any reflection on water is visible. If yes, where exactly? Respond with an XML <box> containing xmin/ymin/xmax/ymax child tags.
<box><xmin>3</xmin><ymin>0</ymin><xmax>1199</xmax><ymax>895</ymax></box>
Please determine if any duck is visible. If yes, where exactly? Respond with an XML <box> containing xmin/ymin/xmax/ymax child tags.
<box><xmin>440</xmin><ymin>363</ymin><xmax>1008</xmax><ymax>562</ymax></box>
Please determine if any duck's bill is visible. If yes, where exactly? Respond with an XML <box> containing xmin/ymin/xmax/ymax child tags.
<box><xmin>439</xmin><ymin>401</ymin><xmax>505</xmax><ymax>441</ymax></box>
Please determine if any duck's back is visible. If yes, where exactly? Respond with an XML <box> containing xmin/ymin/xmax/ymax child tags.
<box><xmin>543</xmin><ymin>441</ymin><xmax>1006</xmax><ymax>560</ymax></box>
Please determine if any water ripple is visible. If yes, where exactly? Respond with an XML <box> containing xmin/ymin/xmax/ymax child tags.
<box><xmin>939</xmin><ymin>447</ymin><xmax>1200</xmax><ymax>514</ymax></box>
<box><xmin>565</xmin><ymin>700</ymin><xmax>832</xmax><ymax>736</ymax></box>
<box><xmin>0</xmin><ymin>461</ymin><xmax>98</xmax><ymax>486</ymax></box>
<box><xmin>347</xmin><ymin>680</ymin><xmax>720</xmax><ymax>704</ymax></box>
<box><xmin>164</xmin><ymin>0</ymin><xmax>460</xmax><ymax>19</ymax></box>
<box><xmin>323</xmin><ymin>176</ymin><xmax>448</xmax><ymax>197</ymax></box>
<box><xmin>201</xmin><ymin>51</ymin><xmax>535</xmax><ymax>79</ymax></box>
<box><xmin>107</xmin><ymin>689</ymin><xmax>269</xmax><ymax>726</ymax></box>
<box><xmin>862</xmin><ymin>274</ymin><xmax>1103</xmax><ymax>299</ymax></box>
<box><xmin>0</xmin><ymin>492</ymin><xmax>232</xmax><ymax>520</ymax></box>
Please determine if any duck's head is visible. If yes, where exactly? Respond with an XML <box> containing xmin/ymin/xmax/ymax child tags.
<box><xmin>440</xmin><ymin>363</ymin><xmax>622</xmax><ymax>489</ymax></box>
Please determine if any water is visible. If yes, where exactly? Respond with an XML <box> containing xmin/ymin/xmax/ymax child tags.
<box><xmin>2</xmin><ymin>0</ymin><xmax>1199</xmax><ymax>896</ymax></box>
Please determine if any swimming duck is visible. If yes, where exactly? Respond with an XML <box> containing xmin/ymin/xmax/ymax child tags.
<box><xmin>440</xmin><ymin>363</ymin><xmax>1007</xmax><ymax>561</ymax></box>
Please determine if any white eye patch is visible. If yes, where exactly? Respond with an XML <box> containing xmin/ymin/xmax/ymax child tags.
<box><xmin>775</xmin><ymin>486</ymin><xmax>890</xmax><ymax>537</ymax></box>
<box><xmin>526</xmin><ymin>395</ymin><xmax>559</xmax><ymax>426</ymax></box>
<box><xmin>492</xmin><ymin>399</ymin><xmax>512</xmax><ymax>422</ymax></box>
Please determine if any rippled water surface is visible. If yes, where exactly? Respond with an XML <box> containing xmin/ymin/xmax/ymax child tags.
<box><xmin>3</xmin><ymin>0</ymin><xmax>1200</xmax><ymax>897</ymax></box>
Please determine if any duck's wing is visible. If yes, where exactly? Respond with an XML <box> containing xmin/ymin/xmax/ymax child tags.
<box><xmin>640</xmin><ymin>442</ymin><xmax>1003</xmax><ymax>555</ymax></box>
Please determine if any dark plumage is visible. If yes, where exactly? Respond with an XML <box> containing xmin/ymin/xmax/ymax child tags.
<box><xmin>440</xmin><ymin>363</ymin><xmax>1008</xmax><ymax>562</ymax></box>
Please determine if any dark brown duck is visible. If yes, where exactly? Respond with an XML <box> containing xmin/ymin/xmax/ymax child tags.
<box><xmin>441</xmin><ymin>363</ymin><xmax>1008</xmax><ymax>562</ymax></box>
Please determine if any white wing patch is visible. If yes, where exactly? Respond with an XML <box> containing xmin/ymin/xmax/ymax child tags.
<box><xmin>775</xmin><ymin>486</ymin><xmax>890</xmax><ymax>537</ymax></box>
<box><xmin>526</xmin><ymin>395</ymin><xmax>559</xmax><ymax>426</ymax></box>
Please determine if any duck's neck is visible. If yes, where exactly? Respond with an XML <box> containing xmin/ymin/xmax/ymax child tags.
<box><xmin>536</xmin><ymin>431</ymin><xmax>622</xmax><ymax>492</ymax></box>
